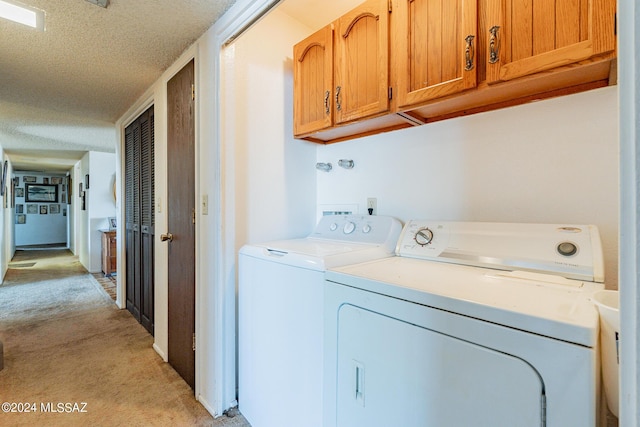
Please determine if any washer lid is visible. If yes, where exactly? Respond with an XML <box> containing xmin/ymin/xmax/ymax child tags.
<box><xmin>240</xmin><ymin>239</ymin><xmax>393</xmax><ymax>271</ymax></box>
<box><xmin>239</xmin><ymin>215</ymin><xmax>403</xmax><ymax>271</ymax></box>
<box><xmin>327</xmin><ymin>257</ymin><xmax>603</xmax><ymax>347</ymax></box>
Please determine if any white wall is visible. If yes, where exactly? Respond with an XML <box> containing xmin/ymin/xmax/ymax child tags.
<box><xmin>14</xmin><ymin>171</ymin><xmax>68</xmax><ymax>246</ymax></box>
<box><xmin>75</xmin><ymin>151</ymin><xmax>116</xmax><ymax>273</ymax></box>
<box><xmin>75</xmin><ymin>157</ymin><xmax>89</xmax><ymax>267</ymax></box>
<box><xmin>1</xmin><ymin>153</ymin><xmax>14</xmax><ymax>281</ymax></box>
<box><xmin>222</xmin><ymin>9</ymin><xmax>317</xmax><ymax>250</ymax></box>
<box><xmin>317</xmin><ymin>86</ymin><xmax>620</xmax><ymax>289</ymax></box>
<box><xmin>88</xmin><ymin>151</ymin><xmax>117</xmax><ymax>272</ymax></box>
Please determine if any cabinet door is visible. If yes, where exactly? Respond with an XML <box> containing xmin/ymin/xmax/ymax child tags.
<box><xmin>396</xmin><ymin>0</ymin><xmax>477</xmax><ymax>109</ymax></box>
<box><xmin>293</xmin><ymin>25</ymin><xmax>334</xmax><ymax>136</ymax></box>
<box><xmin>334</xmin><ymin>0</ymin><xmax>390</xmax><ymax>124</ymax></box>
<box><xmin>485</xmin><ymin>0</ymin><xmax>616</xmax><ymax>83</ymax></box>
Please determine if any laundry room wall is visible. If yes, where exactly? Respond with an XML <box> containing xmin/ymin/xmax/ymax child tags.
<box><xmin>316</xmin><ymin>86</ymin><xmax>619</xmax><ymax>289</ymax></box>
<box><xmin>222</xmin><ymin>8</ymin><xmax>318</xmax><ymax>249</ymax></box>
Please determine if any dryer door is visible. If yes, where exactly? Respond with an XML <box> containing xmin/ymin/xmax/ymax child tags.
<box><xmin>336</xmin><ymin>304</ymin><xmax>544</xmax><ymax>427</ymax></box>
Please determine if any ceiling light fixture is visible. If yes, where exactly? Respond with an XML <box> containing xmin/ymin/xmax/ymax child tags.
<box><xmin>0</xmin><ymin>0</ymin><xmax>44</xmax><ymax>30</ymax></box>
<box><xmin>84</xmin><ymin>0</ymin><xmax>109</xmax><ymax>8</ymax></box>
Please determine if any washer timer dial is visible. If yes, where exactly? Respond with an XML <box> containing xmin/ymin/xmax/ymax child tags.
<box><xmin>343</xmin><ymin>221</ymin><xmax>356</xmax><ymax>234</ymax></box>
<box><xmin>414</xmin><ymin>227</ymin><xmax>434</xmax><ymax>246</ymax></box>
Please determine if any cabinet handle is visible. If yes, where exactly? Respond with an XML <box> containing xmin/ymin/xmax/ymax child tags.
<box><xmin>489</xmin><ymin>25</ymin><xmax>500</xmax><ymax>64</ymax></box>
<box><xmin>324</xmin><ymin>90</ymin><xmax>330</xmax><ymax>115</ymax></box>
<box><xmin>160</xmin><ymin>233</ymin><xmax>173</xmax><ymax>242</ymax></box>
<box><xmin>335</xmin><ymin>86</ymin><xmax>342</xmax><ymax>112</ymax></box>
<box><xmin>464</xmin><ymin>35</ymin><xmax>475</xmax><ymax>71</ymax></box>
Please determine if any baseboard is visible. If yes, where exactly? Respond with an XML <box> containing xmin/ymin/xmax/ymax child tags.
<box><xmin>197</xmin><ymin>394</ymin><xmax>218</xmax><ymax>418</ymax></box>
<box><xmin>152</xmin><ymin>343</ymin><xmax>168</xmax><ymax>362</ymax></box>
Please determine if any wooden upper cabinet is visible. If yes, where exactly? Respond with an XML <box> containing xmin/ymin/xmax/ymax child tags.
<box><xmin>395</xmin><ymin>0</ymin><xmax>478</xmax><ymax>109</ymax></box>
<box><xmin>293</xmin><ymin>25</ymin><xmax>334</xmax><ymax>136</ymax></box>
<box><xmin>485</xmin><ymin>0</ymin><xmax>616</xmax><ymax>83</ymax></box>
<box><xmin>334</xmin><ymin>0</ymin><xmax>390</xmax><ymax>124</ymax></box>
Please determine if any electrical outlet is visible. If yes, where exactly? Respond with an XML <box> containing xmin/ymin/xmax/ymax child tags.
<box><xmin>367</xmin><ymin>198</ymin><xmax>377</xmax><ymax>216</ymax></box>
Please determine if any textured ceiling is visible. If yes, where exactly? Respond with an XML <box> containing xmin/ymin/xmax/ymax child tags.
<box><xmin>0</xmin><ymin>0</ymin><xmax>236</xmax><ymax>171</ymax></box>
<box><xmin>0</xmin><ymin>0</ymin><xmax>362</xmax><ymax>172</ymax></box>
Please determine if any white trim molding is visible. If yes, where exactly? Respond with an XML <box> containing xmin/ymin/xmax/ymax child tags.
<box><xmin>619</xmin><ymin>0</ymin><xmax>640</xmax><ymax>424</ymax></box>
<box><xmin>200</xmin><ymin>0</ymin><xmax>282</xmax><ymax>417</ymax></box>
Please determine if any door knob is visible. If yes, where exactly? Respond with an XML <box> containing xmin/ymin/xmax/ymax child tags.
<box><xmin>160</xmin><ymin>233</ymin><xmax>173</xmax><ymax>242</ymax></box>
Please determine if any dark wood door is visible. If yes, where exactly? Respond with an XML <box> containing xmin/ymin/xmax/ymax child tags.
<box><xmin>167</xmin><ymin>59</ymin><xmax>196</xmax><ymax>390</ymax></box>
<box><xmin>125</xmin><ymin>106</ymin><xmax>154</xmax><ymax>335</ymax></box>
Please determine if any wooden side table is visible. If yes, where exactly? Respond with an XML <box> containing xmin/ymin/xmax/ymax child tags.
<box><xmin>101</xmin><ymin>230</ymin><xmax>117</xmax><ymax>277</ymax></box>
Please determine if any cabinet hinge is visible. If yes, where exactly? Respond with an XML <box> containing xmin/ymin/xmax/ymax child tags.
<box><xmin>388</xmin><ymin>87</ymin><xmax>393</xmax><ymax>100</ymax></box>
<box><xmin>191</xmin><ymin>83</ymin><xmax>195</xmax><ymax>101</ymax></box>
<box><xmin>192</xmin><ymin>208</ymin><xmax>196</xmax><ymax>224</ymax></box>
<box><xmin>192</xmin><ymin>333</ymin><xmax>196</xmax><ymax>351</ymax></box>
<box><xmin>614</xmin><ymin>13</ymin><xmax>617</xmax><ymax>36</ymax></box>
<box><xmin>388</xmin><ymin>0</ymin><xmax>392</xmax><ymax>12</ymax></box>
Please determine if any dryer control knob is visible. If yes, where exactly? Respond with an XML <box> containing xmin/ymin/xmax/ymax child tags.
<box><xmin>362</xmin><ymin>224</ymin><xmax>372</xmax><ymax>234</ymax></box>
<box><xmin>329</xmin><ymin>223</ymin><xmax>338</xmax><ymax>231</ymax></box>
<box><xmin>414</xmin><ymin>227</ymin><xmax>434</xmax><ymax>246</ymax></box>
<box><xmin>343</xmin><ymin>221</ymin><xmax>356</xmax><ymax>234</ymax></box>
<box><xmin>557</xmin><ymin>241</ymin><xmax>578</xmax><ymax>256</ymax></box>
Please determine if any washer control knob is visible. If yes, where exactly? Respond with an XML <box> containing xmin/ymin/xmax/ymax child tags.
<box><xmin>557</xmin><ymin>241</ymin><xmax>578</xmax><ymax>257</ymax></box>
<box><xmin>329</xmin><ymin>223</ymin><xmax>338</xmax><ymax>231</ymax></box>
<box><xmin>414</xmin><ymin>227</ymin><xmax>434</xmax><ymax>246</ymax></box>
<box><xmin>343</xmin><ymin>221</ymin><xmax>356</xmax><ymax>234</ymax></box>
<box><xmin>362</xmin><ymin>224</ymin><xmax>372</xmax><ymax>234</ymax></box>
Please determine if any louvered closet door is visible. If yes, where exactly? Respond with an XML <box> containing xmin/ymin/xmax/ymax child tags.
<box><xmin>125</xmin><ymin>120</ymin><xmax>141</xmax><ymax>322</ymax></box>
<box><xmin>139</xmin><ymin>110</ymin><xmax>155</xmax><ymax>334</ymax></box>
<box><xmin>125</xmin><ymin>105</ymin><xmax>155</xmax><ymax>335</ymax></box>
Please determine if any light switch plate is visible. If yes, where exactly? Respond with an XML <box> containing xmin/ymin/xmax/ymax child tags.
<box><xmin>202</xmin><ymin>194</ymin><xmax>208</xmax><ymax>215</ymax></box>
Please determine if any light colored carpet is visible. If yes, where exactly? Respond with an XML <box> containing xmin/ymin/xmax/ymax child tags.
<box><xmin>0</xmin><ymin>250</ymin><xmax>251</xmax><ymax>427</ymax></box>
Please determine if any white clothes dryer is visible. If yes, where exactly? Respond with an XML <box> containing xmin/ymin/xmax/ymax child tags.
<box><xmin>238</xmin><ymin>215</ymin><xmax>402</xmax><ymax>427</ymax></box>
<box><xmin>324</xmin><ymin>221</ymin><xmax>605</xmax><ymax>427</ymax></box>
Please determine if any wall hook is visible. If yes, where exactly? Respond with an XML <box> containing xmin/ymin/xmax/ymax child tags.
<box><xmin>316</xmin><ymin>162</ymin><xmax>332</xmax><ymax>172</ymax></box>
<box><xmin>338</xmin><ymin>159</ymin><xmax>355</xmax><ymax>169</ymax></box>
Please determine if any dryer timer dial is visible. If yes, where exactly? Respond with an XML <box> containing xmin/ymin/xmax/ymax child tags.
<box><xmin>414</xmin><ymin>227</ymin><xmax>434</xmax><ymax>246</ymax></box>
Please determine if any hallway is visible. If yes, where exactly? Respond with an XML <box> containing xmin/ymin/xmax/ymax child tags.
<box><xmin>0</xmin><ymin>250</ymin><xmax>249</xmax><ymax>426</ymax></box>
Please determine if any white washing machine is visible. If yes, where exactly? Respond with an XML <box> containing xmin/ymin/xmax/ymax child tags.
<box><xmin>238</xmin><ymin>215</ymin><xmax>402</xmax><ymax>427</ymax></box>
<box><xmin>324</xmin><ymin>221</ymin><xmax>605</xmax><ymax>427</ymax></box>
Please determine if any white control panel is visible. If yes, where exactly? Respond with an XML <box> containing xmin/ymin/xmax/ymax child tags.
<box><xmin>311</xmin><ymin>215</ymin><xmax>402</xmax><ymax>249</ymax></box>
<box><xmin>396</xmin><ymin>220</ymin><xmax>604</xmax><ymax>283</ymax></box>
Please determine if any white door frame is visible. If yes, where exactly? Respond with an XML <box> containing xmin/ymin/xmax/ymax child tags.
<box><xmin>618</xmin><ymin>0</ymin><xmax>640</xmax><ymax>424</ymax></box>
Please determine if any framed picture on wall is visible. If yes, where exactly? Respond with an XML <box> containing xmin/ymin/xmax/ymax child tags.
<box><xmin>23</xmin><ymin>176</ymin><xmax>36</xmax><ymax>183</ymax></box>
<box><xmin>51</xmin><ymin>177</ymin><xmax>62</xmax><ymax>185</ymax></box>
<box><xmin>26</xmin><ymin>204</ymin><xmax>38</xmax><ymax>214</ymax></box>
<box><xmin>15</xmin><ymin>188</ymin><xmax>23</xmax><ymax>198</ymax></box>
<box><xmin>49</xmin><ymin>204</ymin><xmax>60</xmax><ymax>214</ymax></box>
<box><xmin>16</xmin><ymin>214</ymin><xmax>26</xmax><ymax>224</ymax></box>
<box><xmin>39</xmin><ymin>205</ymin><xmax>48</xmax><ymax>215</ymax></box>
<box><xmin>16</xmin><ymin>204</ymin><xmax>23</xmax><ymax>214</ymax></box>
<box><xmin>25</xmin><ymin>184</ymin><xmax>58</xmax><ymax>203</ymax></box>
